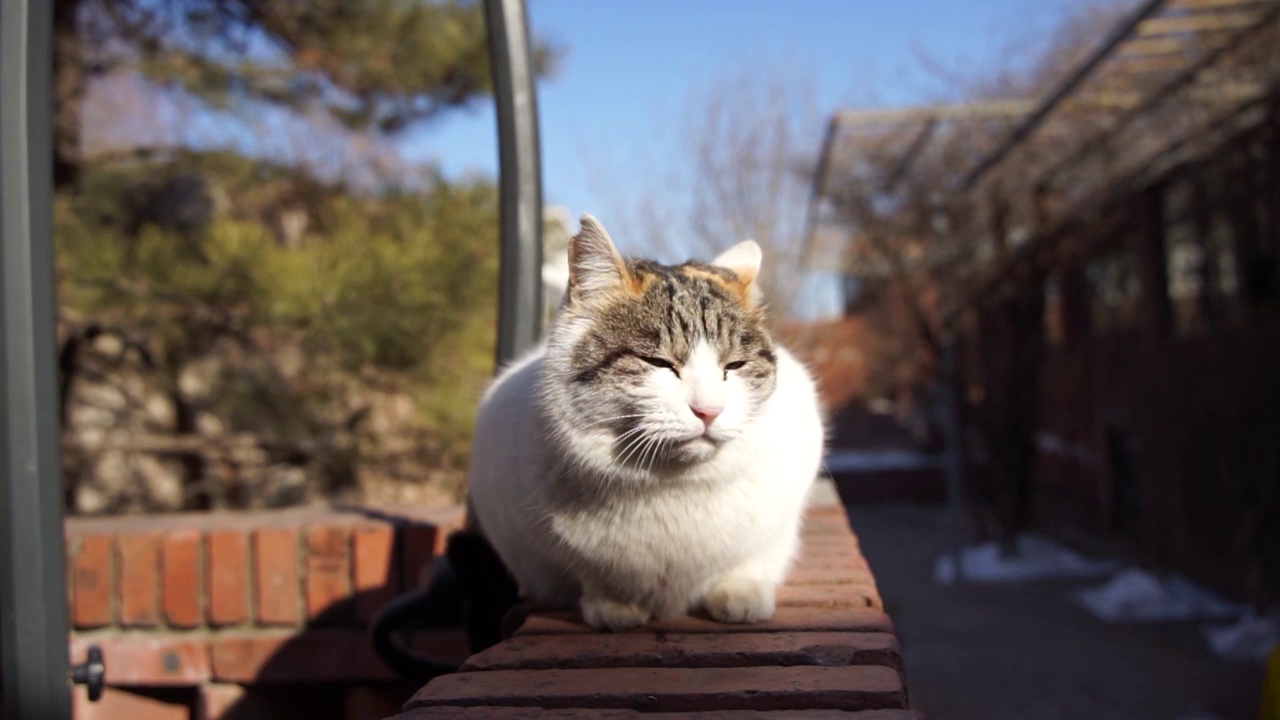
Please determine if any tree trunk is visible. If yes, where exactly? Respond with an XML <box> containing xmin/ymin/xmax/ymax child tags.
<box><xmin>53</xmin><ymin>0</ymin><xmax>85</xmax><ymax>191</ymax></box>
<box><xmin>976</xmin><ymin>283</ymin><xmax>1047</xmax><ymax>553</ymax></box>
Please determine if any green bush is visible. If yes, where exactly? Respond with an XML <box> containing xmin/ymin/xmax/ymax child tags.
<box><xmin>56</xmin><ymin>152</ymin><xmax>498</xmax><ymax>510</ymax></box>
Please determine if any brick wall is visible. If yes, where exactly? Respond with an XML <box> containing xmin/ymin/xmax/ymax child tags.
<box><xmin>64</xmin><ymin>505</ymin><xmax>467</xmax><ymax>720</ymax></box>
<box><xmin>388</xmin><ymin>485</ymin><xmax>922</xmax><ymax>718</ymax></box>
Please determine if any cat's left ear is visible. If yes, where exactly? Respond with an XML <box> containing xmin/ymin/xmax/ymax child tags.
<box><xmin>711</xmin><ymin>240</ymin><xmax>763</xmax><ymax>303</ymax></box>
<box><xmin>568</xmin><ymin>213</ymin><xmax>632</xmax><ymax>303</ymax></box>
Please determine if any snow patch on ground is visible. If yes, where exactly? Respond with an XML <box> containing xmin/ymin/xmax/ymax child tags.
<box><xmin>1078</xmin><ymin>568</ymin><xmax>1245</xmax><ymax>623</ymax></box>
<box><xmin>1201</xmin><ymin>612</ymin><xmax>1280</xmax><ymax>663</ymax></box>
<box><xmin>933</xmin><ymin>534</ymin><xmax>1119</xmax><ymax>585</ymax></box>
<box><xmin>825</xmin><ymin>449</ymin><xmax>944</xmax><ymax>473</ymax></box>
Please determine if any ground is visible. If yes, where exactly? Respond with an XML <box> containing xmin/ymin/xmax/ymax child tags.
<box><xmin>845</xmin><ymin>503</ymin><xmax>1266</xmax><ymax>720</ymax></box>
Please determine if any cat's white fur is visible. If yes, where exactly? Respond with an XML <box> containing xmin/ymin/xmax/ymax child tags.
<box><xmin>466</xmin><ymin>216</ymin><xmax>824</xmax><ymax>630</ymax></box>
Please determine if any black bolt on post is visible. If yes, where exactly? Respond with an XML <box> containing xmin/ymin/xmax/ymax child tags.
<box><xmin>485</xmin><ymin>0</ymin><xmax>544</xmax><ymax>370</ymax></box>
<box><xmin>1</xmin><ymin>1</ymin><xmax>76</xmax><ymax>718</ymax></box>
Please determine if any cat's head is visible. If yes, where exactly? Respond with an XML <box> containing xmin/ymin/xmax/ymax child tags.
<box><xmin>542</xmin><ymin>214</ymin><xmax>777</xmax><ymax>471</ymax></box>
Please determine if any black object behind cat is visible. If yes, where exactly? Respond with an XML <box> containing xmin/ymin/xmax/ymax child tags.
<box><xmin>369</xmin><ymin>530</ymin><xmax>519</xmax><ymax>684</ymax></box>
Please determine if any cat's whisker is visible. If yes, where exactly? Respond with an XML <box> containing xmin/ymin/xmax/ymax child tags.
<box><xmin>615</xmin><ymin>426</ymin><xmax>651</xmax><ymax>468</ymax></box>
<box><xmin>633</xmin><ymin>433</ymin><xmax>659</xmax><ymax>469</ymax></box>
<box><xmin>581</xmin><ymin>413</ymin><xmax>646</xmax><ymax>430</ymax></box>
<box><xmin>643</xmin><ymin>437</ymin><xmax>667</xmax><ymax>477</ymax></box>
<box><xmin>636</xmin><ymin>436</ymin><xmax>658</xmax><ymax>477</ymax></box>
<box><xmin>614</xmin><ymin>440</ymin><xmax>642</xmax><ymax>469</ymax></box>
<box><xmin>612</xmin><ymin>425</ymin><xmax>646</xmax><ymax>446</ymax></box>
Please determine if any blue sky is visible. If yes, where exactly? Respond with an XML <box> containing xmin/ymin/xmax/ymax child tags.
<box><xmin>73</xmin><ymin>2</ymin><xmax>1104</xmax><ymax>321</ymax></box>
<box><xmin>398</xmin><ymin>0</ymin><xmax>1085</xmax><ymax>224</ymax></box>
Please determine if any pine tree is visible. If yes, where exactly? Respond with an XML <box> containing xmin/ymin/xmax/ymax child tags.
<box><xmin>54</xmin><ymin>0</ymin><xmax>554</xmax><ymax>189</ymax></box>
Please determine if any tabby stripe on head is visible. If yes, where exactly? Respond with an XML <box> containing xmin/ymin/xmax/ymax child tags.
<box><xmin>572</xmin><ymin>347</ymin><xmax>638</xmax><ymax>383</ymax></box>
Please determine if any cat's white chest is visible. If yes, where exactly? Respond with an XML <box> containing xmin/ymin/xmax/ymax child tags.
<box><xmin>544</xmin><ymin>472</ymin><xmax>774</xmax><ymax>612</ymax></box>
<box><xmin>553</xmin><ymin>476</ymin><xmax>757</xmax><ymax>564</ymax></box>
<box><xmin>467</xmin><ymin>344</ymin><xmax>823</xmax><ymax>618</ymax></box>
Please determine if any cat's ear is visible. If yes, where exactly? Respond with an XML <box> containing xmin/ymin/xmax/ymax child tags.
<box><xmin>711</xmin><ymin>240</ymin><xmax>763</xmax><ymax>302</ymax></box>
<box><xmin>568</xmin><ymin>214</ymin><xmax>630</xmax><ymax>302</ymax></box>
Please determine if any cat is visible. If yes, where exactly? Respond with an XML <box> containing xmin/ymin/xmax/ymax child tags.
<box><xmin>465</xmin><ymin>214</ymin><xmax>825</xmax><ymax>631</ymax></box>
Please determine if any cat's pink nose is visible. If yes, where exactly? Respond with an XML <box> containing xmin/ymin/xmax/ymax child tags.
<box><xmin>691</xmin><ymin>404</ymin><xmax>723</xmax><ymax>427</ymax></box>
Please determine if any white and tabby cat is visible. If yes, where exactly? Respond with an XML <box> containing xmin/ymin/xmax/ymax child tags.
<box><xmin>466</xmin><ymin>214</ymin><xmax>824</xmax><ymax>631</ymax></box>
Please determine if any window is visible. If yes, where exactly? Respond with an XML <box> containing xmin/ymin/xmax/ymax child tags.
<box><xmin>1086</xmin><ymin>249</ymin><xmax>1142</xmax><ymax>335</ymax></box>
<box><xmin>1161</xmin><ymin>169</ymin><xmax>1242</xmax><ymax>337</ymax></box>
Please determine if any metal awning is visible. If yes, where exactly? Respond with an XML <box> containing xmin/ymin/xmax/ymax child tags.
<box><xmin>808</xmin><ymin>0</ymin><xmax>1280</xmax><ymax>279</ymax></box>
<box><xmin>803</xmin><ymin>99</ymin><xmax>1037</xmax><ymax>272</ymax></box>
<box><xmin>952</xmin><ymin>0</ymin><xmax>1280</xmax><ymax>305</ymax></box>
<box><xmin>960</xmin><ymin>0</ymin><xmax>1280</xmax><ymax>197</ymax></box>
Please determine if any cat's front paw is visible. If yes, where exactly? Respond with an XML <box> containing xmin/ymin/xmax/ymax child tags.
<box><xmin>702</xmin><ymin>577</ymin><xmax>776</xmax><ymax>624</ymax></box>
<box><xmin>581</xmin><ymin>596</ymin><xmax>651</xmax><ymax>632</ymax></box>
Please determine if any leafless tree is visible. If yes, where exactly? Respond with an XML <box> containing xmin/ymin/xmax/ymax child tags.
<box><xmin>584</xmin><ymin>52</ymin><xmax>824</xmax><ymax>322</ymax></box>
<box><xmin>680</xmin><ymin>56</ymin><xmax>821</xmax><ymax>318</ymax></box>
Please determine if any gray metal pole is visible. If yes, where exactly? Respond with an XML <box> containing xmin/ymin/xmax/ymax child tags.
<box><xmin>0</xmin><ymin>1</ymin><xmax>74</xmax><ymax>718</ymax></box>
<box><xmin>484</xmin><ymin>0</ymin><xmax>544</xmax><ymax>370</ymax></box>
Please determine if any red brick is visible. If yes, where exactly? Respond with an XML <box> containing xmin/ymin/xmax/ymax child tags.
<box><xmin>197</xmin><ymin>683</ymin><xmax>244</xmax><ymax>720</ymax></box>
<box><xmin>802</xmin><ymin>515</ymin><xmax>853</xmax><ymax>533</ymax></box>
<box><xmin>793</xmin><ymin>560</ymin><xmax>866</xmax><ymax>579</ymax></box>
<box><xmin>461</xmin><ymin>631</ymin><xmax>901</xmax><ymax>672</ymax></box>
<box><xmin>70</xmin><ymin>534</ymin><xmax>114</xmax><ymax>628</ymax></box>
<box><xmin>73</xmin><ymin>686</ymin><xmax>189</xmax><ymax>720</ymax></box>
<box><xmin>344</xmin><ymin>686</ymin><xmax>406</xmax><ymax>720</ymax></box>
<box><xmin>209</xmin><ymin>629</ymin><xmax>397</xmax><ymax>682</ymax></box>
<box><xmin>797</xmin><ymin>546</ymin><xmax>870</xmax><ymax>566</ymax></box>
<box><xmin>801</xmin><ymin>536</ymin><xmax>862</xmax><ymax>556</ymax></box>
<box><xmin>778</xmin><ymin>583</ymin><xmax>880</xmax><ymax>609</ymax></box>
<box><xmin>391</xmin><ymin>709</ymin><xmax>922</xmax><ymax>719</ymax></box>
<box><xmin>197</xmin><ymin>676</ymin><xmax>294</xmax><ymax>717</ymax></box>
<box><xmin>802</xmin><ymin>537</ymin><xmax>864</xmax><ymax>553</ymax></box>
<box><xmin>117</xmin><ymin>533</ymin><xmax>162</xmax><ymax>626</ymax></box>
<box><xmin>802</xmin><ymin>511</ymin><xmax>852</xmax><ymax>526</ymax></box>
<box><xmin>207</xmin><ymin>530</ymin><xmax>249</xmax><ymax>626</ymax></box>
<box><xmin>803</xmin><ymin>504</ymin><xmax>850</xmax><ymax>521</ymax></box>
<box><xmin>161</xmin><ymin>530</ymin><xmax>202</xmax><ymax>628</ymax></box>
<box><xmin>400</xmin><ymin>523</ymin><xmax>448</xmax><ymax>589</ymax></box>
<box><xmin>411</xmin><ymin>629</ymin><xmax>472</xmax><ymax>663</ymax></box>
<box><xmin>802</xmin><ymin>533</ymin><xmax>861</xmax><ymax>548</ymax></box>
<box><xmin>798</xmin><ymin>554</ymin><xmax>865</xmax><ymax>571</ymax></box>
<box><xmin>802</xmin><ymin>523</ymin><xmax>858</xmax><ymax>540</ymax></box>
<box><xmin>197</xmin><ymin>684</ymin><xmax>290</xmax><ymax>720</ymax></box>
<box><xmin>794</xmin><ymin>550</ymin><xmax>869</xmax><ymax>574</ymax></box>
<box><xmin>786</xmin><ymin>564</ymin><xmax>875</xmax><ymax>586</ymax></box>
<box><xmin>388</xmin><ymin>507</ymin><xmax>464</xmax><ymax>589</ymax></box>
<box><xmin>305</xmin><ymin>524</ymin><xmax>352</xmax><ymax>621</ymax></box>
<box><xmin>353</xmin><ymin>524</ymin><xmax>399</xmax><ymax>623</ymax></box>
<box><xmin>405</xmin><ymin>665</ymin><xmax>906</xmax><ymax>712</ymax></box>
<box><xmin>513</xmin><ymin>607</ymin><xmax>894</xmax><ymax>636</ymax></box>
<box><xmin>254</xmin><ymin>527</ymin><xmax>301</xmax><ymax>625</ymax></box>
<box><xmin>70</xmin><ymin>634</ymin><xmax>210</xmax><ymax>685</ymax></box>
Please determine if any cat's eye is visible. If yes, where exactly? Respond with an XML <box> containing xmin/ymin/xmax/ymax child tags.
<box><xmin>722</xmin><ymin>360</ymin><xmax>746</xmax><ymax>380</ymax></box>
<box><xmin>640</xmin><ymin>355</ymin><xmax>679</xmax><ymax>375</ymax></box>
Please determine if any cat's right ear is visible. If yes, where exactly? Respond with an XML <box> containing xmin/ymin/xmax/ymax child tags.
<box><xmin>568</xmin><ymin>214</ymin><xmax>630</xmax><ymax>302</ymax></box>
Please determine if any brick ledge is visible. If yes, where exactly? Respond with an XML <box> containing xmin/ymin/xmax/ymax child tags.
<box><xmin>388</xmin><ymin>479</ymin><xmax>919</xmax><ymax>718</ymax></box>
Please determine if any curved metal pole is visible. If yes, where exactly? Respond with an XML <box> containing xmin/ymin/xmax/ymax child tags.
<box><xmin>484</xmin><ymin>0</ymin><xmax>544</xmax><ymax>370</ymax></box>
<box><xmin>373</xmin><ymin>1</ymin><xmax>543</xmax><ymax>678</ymax></box>
<box><xmin>1</xmin><ymin>1</ymin><xmax>73</xmax><ymax>718</ymax></box>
